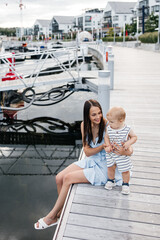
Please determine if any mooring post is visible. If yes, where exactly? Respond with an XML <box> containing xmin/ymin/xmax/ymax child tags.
<box><xmin>98</xmin><ymin>70</ymin><xmax>110</xmax><ymax>116</ymax></box>
<box><xmin>107</xmin><ymin>45</ymin><xmax>114</xmax><ymax>90</ymax></box>
<box><xmin>108</xmin><ymin>55</ymin><xmax>114</xmax><ymax>90</ymax></box>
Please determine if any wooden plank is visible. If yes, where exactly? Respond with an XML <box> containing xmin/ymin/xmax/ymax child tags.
<box><xmin>133</xmin><ymin>166</ymin><xmax>160</xmax><ymax>174</ymax></box>
<box><xmin>64</xmin><ymin>224</ymin><xmax>158</xmax><ymax>240</ymax></box>
<box><xmin>133</xmin><ymin>151</ymin><xmax>160</xmax><ymax>157</ymax></box>
<box><xmin>75</xmin><ymin>185</ymin><xmax>160</xmax><ymax>204</ymax></box>
<box><xmin>132</xmin><ymin>171</ymin><xmax>160</xmax><ymax>180</ymax></box>
<box><xmin>73</xmin><ymin>193</ymin><xmax>160</xmax><ymax>214</ymax></box>
<box><xmin>76</xmin><ymin>182</ymin><xmax>160</xmax><ymax>196</ymax></box>
<box><xmin>130</xmin><ymin>184</ymin><xmax>160</xmax><ymax>195</ymax></box>
<box><xmin>63</xmin><ymin>237</ymin><xmax>80</xmax><ymax>240</ymax></box>
<box><xmin>131</xmin><ymin>177</ymin><xmax>160</xmax><ymax>188</ymax></box>
<box><xmin>132</xmin><ymin>161</ymin><xmax>160</xmax><ymax>168</ymax></box>
<box><xmin>70</xmin><ymin>203</ymin><xmax>160</xmax><ymax>224</ymax></box>
<box><xmin>132</xmin><ymin>155</ymin><xmax>160</xmax><ymax>161</ymax></box>
<box><xmin>67</xmin><ymin>213</ymin><xmax>160</xmax><ymax>237</ymax></box>
<box><xmin>134</xmin><ymin>145</ymin><xmax>160</xmax><ymax>150</ymax></box>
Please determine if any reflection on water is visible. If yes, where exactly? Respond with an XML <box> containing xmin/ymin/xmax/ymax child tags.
<box><xmin>0</xmin><ymin>175</ymin><xmax>58</xmax><ymax>240</ymax></box>
<box><xmin>0</xmin><ymin>144</ymin><xmax>82</xmax><ymax>240</ymax></box>
<box><xmin>0</xmin><ymin>117</ymin><xmax>82</xmax><ymax>145</ymax></box>
<box><xmin>0</xmin><ymin>145</ymin><xmax>82</xmax><ymax>176</ymax></box>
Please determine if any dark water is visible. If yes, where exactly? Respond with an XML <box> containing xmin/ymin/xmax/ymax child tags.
<box><xmin>0</xmin><ymin>60</ymin><xmax>99</xmax><ymax>240</ymax></box>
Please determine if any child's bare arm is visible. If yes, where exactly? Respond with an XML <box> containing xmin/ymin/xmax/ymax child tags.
<box><xmin>123</xmin><ymin>129</ymin><xmax>137</xmax><ymax>150</ymax></box>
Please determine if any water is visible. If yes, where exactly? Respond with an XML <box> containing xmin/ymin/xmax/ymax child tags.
<box><xmin>0</xmin><ymin>60</ymin><xmax>99</xmax><ymax>240</ymax></box>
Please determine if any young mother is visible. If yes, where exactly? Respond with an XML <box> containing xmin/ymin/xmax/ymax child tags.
<box><xmin>34</xmin><ymin>99</ymin><xmax>132</xmax><ymax>230</ymax></box>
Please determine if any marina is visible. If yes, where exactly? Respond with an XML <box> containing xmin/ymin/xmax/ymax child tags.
<box><xmin>1</xmin><ymin>0</ymin><xmax>160</xmax><ymax>239</ymax></box>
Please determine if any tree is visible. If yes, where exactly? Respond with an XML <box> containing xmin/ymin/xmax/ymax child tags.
<box><xmin>108</xmin><ymin>27</ymin><xmax>114</xmax><ymax>37</ymax></box>
<box><xmin>125</xmin><ymin>22</ymin><xmax>137</xmax><ymax>36</ymax></box>
<box><xmin>145</xmin><ymin>13</ymin><xmax>158</xmax><ymax>32</ymax></box>
<box><xmin>0</xmin><ymin>28</ymin><xmax>16</xmax><ymax>36</ymax></box>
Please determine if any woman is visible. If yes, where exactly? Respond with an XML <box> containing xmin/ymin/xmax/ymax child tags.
<box><xmin>34</xmin><ymin>99</ymin><xmax>132</xmax><ymax>230</ymax></box>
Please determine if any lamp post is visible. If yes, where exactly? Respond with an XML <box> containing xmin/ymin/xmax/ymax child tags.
<box><xmin>136</xmin><ymin>9</ymin><xmax>139</xmax><ymax>43</ymax></box>
<box><xmin>123</xmin><ymin>16</ymin><xmax>126</xmax><ymax>44</ymax></box>
<box><xmin>156</xmin><ymin>0</ymin><xmax>160</xmax><ymax>44</ymax></box>
<box><xmin>114</xmin><ymin>24</ymin><xmax>116</xmax><ymax>43</ymax></box>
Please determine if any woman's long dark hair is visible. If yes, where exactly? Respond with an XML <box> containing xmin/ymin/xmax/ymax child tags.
<box><xmin>83</xmin><ymin>99</ymin><xmax>105</xmax><ymax>146</ymax></box>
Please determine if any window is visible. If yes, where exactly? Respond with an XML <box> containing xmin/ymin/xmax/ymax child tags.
<box><xmin>113</xmin><ymin>15</ymin><xmax>119</xmax><ymax>21</ymax></box>
<box><xmin>85</xmin><ymin>16</ymin><xmax>92</xmax><ymax>22</ymax></box>
<box><xmin>104</xmin><ymin>11</ymin><xmax>111</xmax><ymax>17</ymax></box>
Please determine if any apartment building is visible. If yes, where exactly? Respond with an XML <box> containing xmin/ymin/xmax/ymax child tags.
<box><xmin>74</xmin><ymin>8</ymin><xmax>103</xmax><ymax>38</ymax></box>
<box><xmin>103</xmin><ymin>1</ymin><xmax>136</xmax><ymax>29</ymax></box>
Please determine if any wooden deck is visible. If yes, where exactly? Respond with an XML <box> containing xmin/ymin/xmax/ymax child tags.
<box><xmin>53</xmin><ymin>46</ymin><xmax>160</xmax><ymax>240</ymax></box>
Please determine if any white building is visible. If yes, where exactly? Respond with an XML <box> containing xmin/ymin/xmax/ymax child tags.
<box><xmin>132</xmin><ymin>0</ymin><xmax>160</xmax><ymax>33</ymax></box>
<box><xmin>50</xmin><ymin>16</ymin><xmax>74</xmax><ymax>38</ymax></box>
<box><xmin>74</xmin><ymin>9</ymin><xmax>103</xmax><ymax>38</ymax></box>
<box><xmin>103</xmin><ymin>1</ymin><xmax>136</xmax><ymax>28</ymax></box>
<box><xmin>16</xmin><ymin>27</ymin><xmax>33</xmax><ymax>39</ymax></box>
<box><xmin>33</xmin><ymin>19</ymin><xmax>52</xmax><ymax>39</ymax></box>
<box><xmin>150</xmin><ymin>0</ymin><xmax>160</xmax><ymax>15</ymax></box>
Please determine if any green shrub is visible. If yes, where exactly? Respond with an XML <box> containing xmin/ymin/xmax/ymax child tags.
<box><xmin>139</xmin><ymin>32</ymin><xmax>158</xmax><ymax>43</ymax></box>
<box><xmin>102</xmin><ymin>36</ymin><xmax>136</xmax><ymax>42</ymax></box>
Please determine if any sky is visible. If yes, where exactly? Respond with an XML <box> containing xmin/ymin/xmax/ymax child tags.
<box><xmin>0</xmin><ymin>0</ymin><xmax>135</xmax><ymax>28</ymax></box>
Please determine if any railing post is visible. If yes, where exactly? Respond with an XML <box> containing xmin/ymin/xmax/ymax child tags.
<box><xmin>98</xmin><ymin>70</ymin><xmax>110</xmax><ymax>116</ymax></box>
<box><xmin>108</xmin><ymin>54</ymin><xmax>114</xmax><ymax>90</ymax></box>
<box><xmin>105</xmin><ymin>45</ymin><xmax>114</xmax><ymax>90</ymax></box>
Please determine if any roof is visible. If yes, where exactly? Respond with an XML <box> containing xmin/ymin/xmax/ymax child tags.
<box><xmin>52</xmin><ymin>16</ymin><xmax>74</xmax><ymax>24</ymax></box>
<box><xmin>108</xmin><ymin>1</ymin><xmax>136</xmax><ymax>14</ymax></box>
<box><xmin>36</xmin><ymin>19</ymin><xmax>51</xmax><ymax>27</ymax></box>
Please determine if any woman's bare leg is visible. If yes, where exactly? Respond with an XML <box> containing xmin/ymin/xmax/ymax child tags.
<box><xmin>36</xmin><ymin>167</ymin><xmax>88</xmax><ymax>227</ymax></box>
<box><xmin>56</xmin><ymin>163</ymin><xmax>83</xmax><ymax>195</ymax></box>
<box><xmin>56</xmin><ymin>163</ymin><xmax>83</xmax><ymax>217</ymax></box>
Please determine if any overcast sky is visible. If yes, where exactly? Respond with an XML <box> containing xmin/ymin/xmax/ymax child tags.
<box><xmin>0</xmin><ymin>0</ymin><xmax>135</xmax><ymax>28</ymax></box>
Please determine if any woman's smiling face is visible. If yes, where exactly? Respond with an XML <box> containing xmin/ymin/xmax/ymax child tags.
<box><xmin>89</xmin><ymin>106</ymin><xmax>102</xmax><ymax>125</ymax></box>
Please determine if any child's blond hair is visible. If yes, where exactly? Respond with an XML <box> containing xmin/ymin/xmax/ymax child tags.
<box><xmin>107</xmin><ymin>107</ymin><xmax>126</xmax><ymax>121</ymax></box>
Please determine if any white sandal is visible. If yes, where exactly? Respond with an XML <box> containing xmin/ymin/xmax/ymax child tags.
<box><xmin>34</xmin><ymin>217</ymin><xmax>59</xmax><ymax>230</ymax></box>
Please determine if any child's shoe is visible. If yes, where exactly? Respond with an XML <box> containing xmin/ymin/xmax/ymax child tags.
<box><xmin>104</xmin><ymin>179</ymin><xmax>115</xmax><ymax>190</ymax></box>
<box><xmin>121</xmin><ymin>184</ymin><xmax>130</xmax><ymax>195</ymax></box>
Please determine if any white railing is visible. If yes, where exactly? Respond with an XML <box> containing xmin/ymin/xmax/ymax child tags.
<box><xmin>0</xmin><ymin>47</ymin><xmax>84</xmax><ymax>90</ymax></box>
<box><xmin>86</xmin><ymin>41</ymin><xmax>115</xmax><ymax>90</ymax></box>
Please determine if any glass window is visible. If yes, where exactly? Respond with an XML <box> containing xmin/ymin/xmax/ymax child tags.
<box><xmin>85</xmin><ymin>16</ymin><xmax>92</xmax><ymax>22</ymax></box>
<box><xmin>113</xmin><ymin>15</ymin><xmax>119</xmax><ymax>21</ymax></box>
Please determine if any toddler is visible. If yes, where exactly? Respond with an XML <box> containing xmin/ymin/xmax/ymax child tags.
<box><xmin>104</xmin><ymin>107</ymin><xmax>137</xmax><ymax>194</ymax></box>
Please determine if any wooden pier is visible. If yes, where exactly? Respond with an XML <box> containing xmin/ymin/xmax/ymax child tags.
<box><xmin>53</xmin><ymin>46</ymin><xmax>160</xmax><ymax>240</ymax></box>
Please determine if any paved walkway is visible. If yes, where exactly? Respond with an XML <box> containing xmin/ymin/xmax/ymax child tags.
<box><xmin>53</xmin><ymin>46</ymin><xmax>160</xmax><ymax>239</ymax></box>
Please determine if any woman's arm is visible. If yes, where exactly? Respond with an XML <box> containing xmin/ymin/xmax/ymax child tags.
<box><xmin>83</xmin><ymin>143</ymin><xmax>106</xmax><ymax>157</ymax></box>
<box><xmin>81</xmin><ymin>122</ymin><xmax>105</xmax><ymax>157</ymax></box>
<box><xmin>104</xmin><ymin>130</ymin><xmax>112</xmax><ymax>153</ymax></box>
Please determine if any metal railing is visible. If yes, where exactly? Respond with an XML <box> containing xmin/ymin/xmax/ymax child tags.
<box><xmin>0</xmin><ymin>47</ymin><xmax>84</xmax><ymax>90</ymax></box>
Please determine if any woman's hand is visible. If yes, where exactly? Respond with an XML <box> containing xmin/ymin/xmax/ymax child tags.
<box><xmin>104</xmin><ymin>144</ymin><xmax>112</xmax><ymax>153</ymax></box>
<box><xmin>112</xmin><ymin>142</ymin><xmax>133</xmax><ymax>156</ymax></box>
